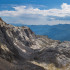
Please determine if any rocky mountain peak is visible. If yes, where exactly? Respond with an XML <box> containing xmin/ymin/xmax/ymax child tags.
<box><xmin>0</xmin><ymin>18</ymin><xmax>70</xmax><ymax>70</ymax></box>
<box><xmin>0</xmin><ymin>17</ymin><xmax>3</xmax><ymax>21</ymax></box>
<box><xmin>0</xmin><ymin>18</ymin><xmax>7</xmax><ymax>27</ymax></box>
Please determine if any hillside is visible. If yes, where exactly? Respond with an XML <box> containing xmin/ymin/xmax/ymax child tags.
<box><xmin>0</xmin><ymin>18</ymin><xmax>70</xmax><ymax>70</ymax></box>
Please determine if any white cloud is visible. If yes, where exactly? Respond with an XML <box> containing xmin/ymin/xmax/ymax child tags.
<box><xmin>1</xmin><ymin>3</ymin><xmax>70</xmax><ymax>25</ymax></box>
<box><xmin>0</xmin><ymin>3</ymin><xmax>70</xmax><ymax>17</ymax></box>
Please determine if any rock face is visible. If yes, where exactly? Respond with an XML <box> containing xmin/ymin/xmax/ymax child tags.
<box><xmin>0</xmin><ymin>18</ymin><xmax>70</xmax><ymax>70</ymax></box>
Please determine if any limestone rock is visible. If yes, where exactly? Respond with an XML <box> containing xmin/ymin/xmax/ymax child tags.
<box><xmin>0</xmin><ymin>18</ymin><xmax>70</xmax><ymax>70</ymax></box>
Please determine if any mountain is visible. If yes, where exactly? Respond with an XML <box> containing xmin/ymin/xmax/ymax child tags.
<box><xmin>25</xmin><ymin>24</ymin><xmax>70</xmax><ymax>41</ymax></box>
<box><xmin>0</xmin><ymin>18</ymin><xmax>70</xmax><ymax>70</ymax></box>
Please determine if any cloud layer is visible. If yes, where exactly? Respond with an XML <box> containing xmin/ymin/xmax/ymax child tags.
<box><xmin>1</xmin><ymin>3</ymin><xmax>70</xmax><ymax>25</ymax></box>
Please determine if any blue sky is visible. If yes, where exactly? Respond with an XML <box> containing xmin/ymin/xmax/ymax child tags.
<box><xmin>0</xmin><ymin>0</ymin><xmax>70</xmax><ymax>25</ymax></box>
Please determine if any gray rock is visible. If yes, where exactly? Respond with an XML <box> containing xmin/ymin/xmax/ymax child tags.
<box><xmin>0</xmin><ymin>18</ymin><xmax>70</xmax><ymax>70</ymax></box>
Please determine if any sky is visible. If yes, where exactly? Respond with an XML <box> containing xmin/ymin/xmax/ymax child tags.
<box><xmin>0</xmin><ymin>0</ymin><xmax>70</xmax><ymax>25</ymax></box>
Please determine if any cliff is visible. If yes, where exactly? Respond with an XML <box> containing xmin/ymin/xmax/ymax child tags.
<box><xmin>0</xmin><ymin>18</ymin><xmax>70</xmax><ymax>70</ymax></box>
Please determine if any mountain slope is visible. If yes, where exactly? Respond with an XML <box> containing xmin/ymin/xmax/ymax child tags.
<box><xmin>0</xmin><ymin>18</ymin><xmax>70</xmax><ymax>70</ymax></box>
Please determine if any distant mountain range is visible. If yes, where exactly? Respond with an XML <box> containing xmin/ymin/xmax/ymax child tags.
<box><xmin>11</xmin><ymin>24</ymin><xmax>70</xmax><ymax>41</ymax></box>
<box><xmin>24</xmin><ymin>24</ymin><xmax>70</xmax><ymax>41</ymax></box>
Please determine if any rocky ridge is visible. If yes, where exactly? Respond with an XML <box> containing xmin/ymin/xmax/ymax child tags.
<box><xmin>0</xmin><ymin>18</ymin><xmax>70</xmax><ymax>70</ymax></box>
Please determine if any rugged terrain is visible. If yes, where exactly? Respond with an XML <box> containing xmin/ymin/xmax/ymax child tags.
<box><xmin>0</xmin><ymin>18</ymin><xmax>70</xmax><ymax>70</ymax></box>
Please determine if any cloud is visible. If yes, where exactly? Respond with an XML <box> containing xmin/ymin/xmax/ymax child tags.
<box><xmin>0</xmin><ymin>3</ymin><xmax>70</xmax><ymax>17</ymax></box>
<box><xmin>1</xmin><ymin>3</ymin><xmax>70</xmax><ymax>25</ymax></box>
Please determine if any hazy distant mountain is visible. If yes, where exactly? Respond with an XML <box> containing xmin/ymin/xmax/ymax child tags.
<box><xmin>24</xmin><ymin>24</ymin><xmax>70</xmax><ymax>41</ymax></box>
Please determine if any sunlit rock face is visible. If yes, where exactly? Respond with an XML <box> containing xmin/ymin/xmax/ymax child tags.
<box><xmin>0</xmin><ymin>18</ymin><xmax>70</xmax><ymax>70</ymax></box>
<box><xmin>0</xmin><ymin>17</ymin><xmax>36</xmax><ymax>59</ymax></box>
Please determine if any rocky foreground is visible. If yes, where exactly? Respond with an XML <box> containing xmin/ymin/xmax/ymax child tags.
<box><xmin>0</xmin><ymin>18</ymin><xmax>70</xmax><ymax>70</ymax></box>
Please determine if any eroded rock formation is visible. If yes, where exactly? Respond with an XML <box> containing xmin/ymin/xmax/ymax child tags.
<box><xmin>0</xmin><ymin>18</ymin><xmax>70</xmax><ymax>70</ymax></box>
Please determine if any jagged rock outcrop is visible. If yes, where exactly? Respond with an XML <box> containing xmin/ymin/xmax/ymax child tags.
<box><xmin>0</xmin><ymin>18</ymin><xmax>70</xmax><ymax>70</ymax></box>
<box><xmin>0</xmin><ymin>17</ymin><xmax>36</xmax><ymax>59</ymax></box>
